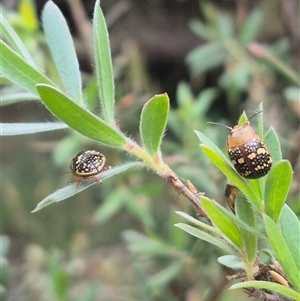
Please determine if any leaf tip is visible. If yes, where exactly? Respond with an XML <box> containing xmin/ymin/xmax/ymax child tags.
<box><xmin>31</xmin><ymin>206</ymin><xmax>39</xmax><ymax>213</ymax></box>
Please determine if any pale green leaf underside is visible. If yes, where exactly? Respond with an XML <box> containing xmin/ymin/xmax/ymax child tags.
<box><xmin>218</xmin><ymin>255</ymin><xmax>246</xmax><ymax>270</ymax></box>
<box><xmin>93</xmin><ymin>0</ymin><xmax>115</xmax><ymax>123</ymax></box>
<box><xmin>32</xmin><ymin>162</ymin><xmax>142</xmax><ymax>212</ymax></box>
<box><xmin>42</xmin><ymin>1</ymin><xmax>82</xmax><ymax>103</ymax></box>
<box><xmin>0</xmin><ymin>92</ymin><xmax>40</xmax><ymax>106</ymax></box>
<box><xmin>174</xmin><ymin>223</ymin><xmax>235</xmax><ymax>254</ymax></box>
<box><xmin>175</xmin><ymin>211</ymin><xmax>221</xmax><ymax>234</ymax></box>
<box><xmin>1</xmin><ymin>123</ymin><xmax>68</xmax><ymax>135</ymax></box>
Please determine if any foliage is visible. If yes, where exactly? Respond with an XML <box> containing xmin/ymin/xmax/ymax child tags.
<box><xmin>186</xmin><ymin>2</ymin><xmax>300</xmax><ymax>113</ymax></box>
<box><xmin>1</xmin><ymin>1</ymin><xmax>172</xmax><ymax>212</ymax></box>
<box><xmin>177</xmin><ymin>109</ymin><xmax>299</xmax><ymax>299</ymax></box>
<box><xmin>0</xmin><ymin>236</ymin><xmax>11</xmax><ymax>300</ymax></box>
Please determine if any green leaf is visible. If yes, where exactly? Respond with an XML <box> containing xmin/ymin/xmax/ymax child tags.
<box><xmin>186</xmin><ymin>42</ymin><xmax>228</xmax><ymax>75</ymax></box>
<box><xmin>195</xmin><ymin>130</ymin><xmax>232</xmax><ymax>166</ymax></box>
<box><xmin>1</xmin><ymin>123</ymin><xmax>68</xmax><ymax>135</ymax></box>
<box><xmin>239</xmin><ymin>9</ymin><xmax>262</xmax><ymax>46</ymax></box>
<box><xmin>284</xmin><ymin>86</ymin><xmax>300</xmax><ymax>103</ymax></box>
<box><xmin>0</xmin><ymin>12</ymin><xmax>36</xmax><ymax>67</ymax></box>
<box><xmin>249</xmin><ymin>178</ymin><xmax>262</xmax><ymax>201</ymax></box>
<box><xmin>93</xmin><ymin>0</ymin><xmax>115</xmax><ymax>123</ymax></box>
<box><xmin>264</xmin><ymin>214</ymin><xmax>300</xmax><ymax>291</ymax></box>
<box><xmin>199</xmin><ymin>144</ymin><xmax>261</xmax><ymax>210</ymax></box>
<box><xmin>229</xmin><ymin>281</ymin><xmax>300</xmax><ymax>301</ymax></box>
<box><xmin>176</xmin><ymin>81</ymin><xmax>194</xmax><ymax>107</ymax></box>
<box><xmin>235</xmin><ymin>196</ymin><xmax>257</xmax><ymax>263</ymax></box>
<box><xmin>264</xmin><ymin>127</ymin><xmax>282</xmax><ymax>165</ymax></box>
<box><xmin>201</xmin><ymin>197</ymin><xmax>243</xmax><ymax>250</ymax></box>
<box><xmin>123</xmin><ymin>230</ymin><xmax>171</xmax><ymax>256</ymax></box>
<box><xmin>217</xmin><ymin>14</ymin><xmax>234</xmax><ymax>40</ymax></box>
<box><xmin>218</xmin><ymin>255</ymin><xmax>246</xmax><ymax>269</ymax></box>
<box><xmin>175</xmin><ymin>211</ymin><xmax>221</xmax><ymax>234</ymax></box>
<box><xmin>279</xmin><ymin>205</ymin><xmax>300</xmax><ymax>273</ymax></box>
<box><xmin>140</xmin><ymin>93</ymin><xmax>169</xmax><ymax>156</ymax></box>
<box><xmin>93</xmin><ymin>190</ymin><xmax>125</xmax><ymax>223</ymax></box>
<box><xmin>124</xmin><ymin>192</ymin><xmax>155</xmax><ymax>229</ymax></box>
<box><xmin>148</xmin><ymin>262</ymin><xmax>183</xmax><ymax>289</ymax></box>
<box><xmin>238</xmin><ymin>110</ymin><xmax>248</xmax><ymax>126</ymax></box>
<box><xmin>212</xmin><ymin>199</ymin><xmax>266</xmax><ymax>240</ymax></box>
<box><xmin>195</xmin><ymin>88</ymin><xmax>218</xmax><ymax>117</ymax></box>
<box><xmin>0</xmin><ymin>235</ymin><xmax>10</xmax><ymax>257</ymax></box>
<box><xmin>0</xmin><ymin>92</ymin><xmax>40</xmax><ymax>106</ymax></box>
<box><xmin>0</xmin><ymin>40</ymin><xmax>55</xmax><ymax>95</ymax></box>
<box><xmin>36</xmin><ymin>84</ymin><xmax>127</xmax><ymax>147</ymax></box>
<box><xmin>188</xmin><ymin>19</ymin><xmax>211</xmax><ymax>41</ymax></box>
<box><xmin>175</xmin><ymin>207</ymin><xmax>267</xmax><ymax>240</ymax></box>
<box><xmin>174</xmin><ymin>223</ymin><xmax>235</xmax><ymax>254</ymax></box>
<box><xmin>31</xmin><ymin>162</ymin><xmax>140</xmax><ymax>212</ymax></box>
<box><xmin>48</xmin><ymin>253</ymin><xmax>70</xmax><ymax>300</ymax></box>
<box><xmin>42</xmin><ymin>1</ymin><xmax>82</xmax><ymax>103</ymax></box>
<box><xmin>264</xmin><ymin>160</ymin><xmax>293</xmax><ymax>222</ymax></box>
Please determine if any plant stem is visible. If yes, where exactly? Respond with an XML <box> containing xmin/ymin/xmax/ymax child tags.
<box><xmin>124</xmin><ymin>137</ymin><xmax>210</xmax><ymax>221</ymax></box>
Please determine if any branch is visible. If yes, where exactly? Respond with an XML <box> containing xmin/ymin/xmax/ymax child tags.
<box><xmin>165</xmin><ymin>171</ymin><xmax>211</xmax><ymax>222</ymax></box>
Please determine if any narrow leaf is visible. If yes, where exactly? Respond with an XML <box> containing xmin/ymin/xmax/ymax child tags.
<box><xmin>93</xmin><ymin>190</ymin><xmax>125</xmax><ymax>223</ymax></box>
<box><xmin>123</xmin><ymin>230</ymin><xmax>170</xmax><ymax>256</ymax></box>
<box><xmin>279</xmin><ymin>205</ymin><xmax>300</xmax><ymax>273</ymax></box>
<box><xmin>264</xmin><ymin>214</ymin><xmax>300</xmax><ymax>291</ymax></box>
<box><xmin>218</xmin><ymin>255</ymin><xmax>246</xmax><ymax>270</ymax></box>
<box><xmin>200</xmin><ymin>144</ymin><xmax>261</xmax><ymax>210</ymax></box>
<box><xmin>249</xmin><ymin>178</ymin><xmax>262</xmax><ymax>201</ymax></box>
<box><xmin>265</xmin><ymin>160</ymin><xmax>293</xmax><ymax>222</ymax></box>
<box><xmin>235</xmin><ymin>196</ymin><xmax>257</xmax><ymax>263</ymax></box>
<box><xmin>264</xmin><ymin>127</ymin><xmax>282</xmax><ymax>165</ymax></box>
<box><xmin>93</xmin><ymin>0</ymin><xmax>115</xmax><ymax>123</ymax></box>
<box><xmin>32</xmin><ymin>162</ymin><xmax>140</xmax><ymax>212</ymax></box>
<box><xmin>186</xmin><ymin>42</ymin><xmax>228</xmax><ymax>74</ymax></box>
<box><xmin>230</xmin><ymin>281</ymin><xmax>300</xmax><ymax>301</ymax></box>
<box><xmin>42</xmin><ymin>1</ymin><xmax>82</xmax><ymax>103</ymax></box>
<box><xmin>36</xmin><ymin>84</ymin><xmax>127</xmax><ymax>147</ymax></box>
<box><xmin>175</xmin><ymin>211</ymin><xmax>221</xmax><ymax>234</ymax></box>
<box><xmin>188</xmin><ymin>19</ymin><xmax>211</xmax><ymax>41</ymax></box>
<box><xmin>201</xmin><ymin>197</ymin><xmax>243</xmax><ymax>250</ymax></box>
<box><xmin>217</xmin><ymin>13</ymin><xmax>234</xmax><ymax>40</ymax></box>
<box><xmin>0</xmin><ymin>12</ymin><xmax>36</xmax><ymax>66</ymax></box>
<box><xmin>174</xmin><ymin>223</ymin><xmax>235</xmax><ymax>254</ymax></box>
<box><xmin>148</xmin><ymin>262</ymin><xmax>183</xmax><ymax>289</ymax></box>
<box><xmin>0</xmin><ymin>40</ymin><xmax>55</xmax><ymax>95</ymax></box>
<box><xmin>1</xmin><ymin>123</ymin><xmax>68</xmax><ymax>135</ymax></box>
<box><xmin>195</xmin><ymin>130</ymin><xmax>232</xmax><ymax>166</ymax></box>
<box><xmin>213</xmin><ymin>200</ymin><xmax>266</xmax><ymax>240</ymax></box>
<box><xmin>0</xmin><ymin>92</ymin><xmax>40</xmax><ymax>106</ymax></box>
<box><xmin>239</xmin><ymin>9</ymin><xmax>262</xmax><ymax>46</ymax></box>
<box><xmin>140</xmin><ymin>93</ymin><xmax>169</xmax><ymax>156</ymax></box>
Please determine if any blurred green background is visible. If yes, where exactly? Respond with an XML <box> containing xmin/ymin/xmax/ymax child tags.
<box><xmin>1</xmin><ymin>0</ymin><xmax>299</xmax><ymax>300</ymax></box>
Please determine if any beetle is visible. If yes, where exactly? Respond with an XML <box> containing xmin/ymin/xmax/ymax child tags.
<box><xmin>224</xmin><ymin>183</ymin><xmax>240</xmax><ymax>213</ymax></box>
<box><xmin>209</xmin><ymin>111</ymin><xmax>272</xmax><ymax>179</ymax></box>
<box><xmin>70</xmin><ymin>150</ymin><xmax>109</xmax><ymax>187</ymax></box>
